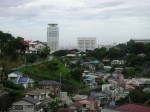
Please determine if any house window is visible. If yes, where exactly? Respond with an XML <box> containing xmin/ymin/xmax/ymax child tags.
<box><xmin>14</xmin><ymin>105</ymin><xmax>23</xmax><ymax>110</ymax></box>
<box><xmin>25</xmin><ymin>105</ymin><xmax>34</xmax><ymax>108</ymax></box>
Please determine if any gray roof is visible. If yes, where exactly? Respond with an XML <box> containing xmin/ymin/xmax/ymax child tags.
<box><xmin>143</xmin><ymin>81</ymin><xmax>150</xmax><ymax>84</ymax></box>
<box><xmin>39</xmin><ymin>80</ymin><xmax>60</xmax><ymax>86</ymax></box>
<box><xmin>22</xmin><ymin>96</ymin><xmax>40</xmax><ymax>104</ymax></box>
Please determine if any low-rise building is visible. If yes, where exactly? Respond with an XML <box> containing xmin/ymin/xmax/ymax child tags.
<box><xmin>9</xmin><ymin>96</ymin><xmax>43</xmax><ymax>112</ymax></box>
<box><xmin>26</xmin><ymin>41</ymin><xmax>47</xmax><ymax>54</ymax></box>
<box><xmin>83</xmin><ymin>75</ymin><xmax>98</xmax><ymax>89</ymax></box>
<box><xmin>26</xmin><ymin>89</ymin><xmax>50</xmax><ymax>101</ymax></box>
<box><xmin>38</xmin><ymin>80</ymin><xmax>60</xmax><ymax>96</ymax></box>
<box><xmin>8</xmin><ymin>71</ymin><xmax>34</xmax><ymax>89</ymax></box>
<box><xmin>111</xmin><ymin>60</ymin><xmax>125</xmax><ymax>65</ymax></box>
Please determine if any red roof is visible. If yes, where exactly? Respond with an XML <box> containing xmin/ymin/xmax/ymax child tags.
<box><xmin>73</xmin><ymin>101</ymin><xmax>83</xmax><ymax>107</ymax></box>
<box><xmin>116</xmin><ymin>103</ymin><xmax>150</xmax><ymax>112</ymax></box>
<box><xmin>24</xmin><ymin>40</ymin><xmax>31</xmax><ymax>44</ymax></box>
<box><xmin>85</xmin><ymin>98</ymin><xmax>97</xmax><ymax>103</ymax></box>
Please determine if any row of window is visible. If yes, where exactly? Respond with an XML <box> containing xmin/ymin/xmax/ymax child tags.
<box><xmin>14</xmin><ymin>105</ymin><xmax>33</xmax><ymax>110</ymax></box>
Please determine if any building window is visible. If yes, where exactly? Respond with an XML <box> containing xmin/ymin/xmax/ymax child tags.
<box><xmin>14</xmin><ymin>105</ymin><xmax>23</xmax><ymax>110</ymax></box>
<box><xmin>25</xmin><ymin>105</ymin><xmax>34</xmax><ymax>108</ymax></box>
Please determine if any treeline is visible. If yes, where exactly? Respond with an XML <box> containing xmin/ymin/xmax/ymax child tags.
<box><xmin>90</xmin><ymin>40</ymin><xmax>150</xmax><ymax>61</ymax></box>
<box><xmin>0</xmin><ymin>31</ymin><xmax>26</xmax><ymax>55</ymax></box>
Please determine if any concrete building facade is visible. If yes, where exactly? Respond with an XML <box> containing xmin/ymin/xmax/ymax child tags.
<box><xmin>133</xmin><ymin>39</ymin><xmax>150</xmax><ymax>44</ymax></box>
<box><xmin>47</xmin><ymin>24</ymin><xmax>59</xmax><ymax>52</ymax></box>
<box><xmin>78</xmin><ymin>37</ymin><xmax>96</xmax><ymax>52</ymax></box>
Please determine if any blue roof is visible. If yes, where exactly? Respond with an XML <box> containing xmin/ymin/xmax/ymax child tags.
<box><xmin>14</xmin><ymin>71</ymin><xmax>23</xmax><ymax>76</ymax></box>
<box><xmin>18</xmin><ymin>77</ymin><xmax>29</xmax><ymax>83</ymax></box>
<box><xmin>82</xmin><ymin>60</ymin><xmax>100</xmax><ymax>65</ymax></box>
<box><xmin>90</xmin><ymin>60</ymin><xmax>100</xmax><ymax>64</ymax></box>
<box><xmin>109</xmin><ymin>100</ymin><xmax>116</xmax><ymax>107</ymax></box>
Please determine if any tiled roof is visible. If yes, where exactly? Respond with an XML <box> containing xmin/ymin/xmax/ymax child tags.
<box><xmin>39</xmin><ymin>80</ymin><xmax>60</xmax><ymax>86</ymax></box>
<box><xmin>26</xmin><ymin>89</ymin><xmax>50</xmax><ymax>95</ymax></box>
<box><xmin>116</xmin><ymin>103</ymin><xmax>150</xmax><ymax>112</ymax></box>
<box><xmin>18</xmin><ymin>77</ymin><xmax>29</xmax><ymax>83</ymax></box>
<box><xmin>22</xmin><ymin>96</ymin><xmax>40</xmax><ymax>104</ymax></box>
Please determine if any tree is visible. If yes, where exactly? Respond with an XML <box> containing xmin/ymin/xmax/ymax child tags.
<box><xmin>0</xmin><ymin>94</ymin><xmax>11</xmax><ymax>111</ymax></box>
<box><xmin>40</xmin><ymin>46</ymin><xmax>50</xmax><ymax>58</ymax></box>
<box><xmin>70</xmin><ymin>67</ymin><xmax>83</xmax><ymax>80</ymax></box>
<box><xmin>26</xmin><ymin>53</ymin><xmax>36</xmax><ymax>63</ymax></box>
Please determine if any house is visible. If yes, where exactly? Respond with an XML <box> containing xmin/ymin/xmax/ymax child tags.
<box><xmin>9</xmin><ymin>96</ymin><xmax>43</xmax><ymax>112</ymax></box>
<box><xmin>26</xmin><ymin>89</ymin><xmax>50</xmax><ymax>101</ymax></box>
<box><xmin>72</xmin><ymin>94</ymin><xmax>88</xmax><ymax>101</ymax></box>
<box><xmin>26</xmin><ymin>41</ymin><xmax>47</xmax><ymax>54</ymax></box>
<box><xmin>77</xmin><ymin>98</ymin><xmax>99</xmax><ymax>111</ymax></box>
<box><xmin>8</xmin><ymin>71</ymin><xmax>34</xmax><ymax>89</ymax></box>
<box><xmin>104</xmin><ymin>66</ymin><xmax>112</xmax><ymax>71</ymax></box>
<box><xmin>38</xmin><ymin>80</ymin><xmax>60</xmax><ymax>96</ymax></box>
<box><xmin>140</xmin><ymin>81</ymin><xmax>150</xmax><ymax>92</ymax></box>
<box><xmin>66</xmin><ymin>54</ymin><xmax>77</xmax><ymax>58</ymax></box>
<box><xmin>8</xmin><ymin>71</ymin><xmax>23</xmax><ymax>84</ymax></box>
<box><xmin>60</xmin><ymin>92</ymin><xmax>73</xmax><ymax>106</ymax></box>
<box><xmin>111</xmin><ymin>60</ymin><xmax>125</xmax><ymax>65</ymax></box>
<box><xmin>83</xmin><ymin>75</ymin><xmax>98</xmax><ymax>89</ymax></box>
<box><xmin>18</xmin><ymin>77</ymin><xmax>34</xmax><ymax>88</ymax></box>
<box><xmin>90</xmin><ymin>91</ymin><xmax>110</xmax><ymax>105</ymax></box>
<box><xmin>102</xmin><ymin>84</ymin><xmax>111</xmax><ymax>91</ymax></box>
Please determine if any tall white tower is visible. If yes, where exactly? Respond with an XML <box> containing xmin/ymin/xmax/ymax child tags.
<box><xmin>47</xmin><ymin>24</ymin><xmax>59</xmax><ymax>52</ymax></box>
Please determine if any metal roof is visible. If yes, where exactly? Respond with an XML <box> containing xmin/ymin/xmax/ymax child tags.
<box><xmin>18</xmin><ymin>77</ymin><xmax>29</xmax><ymax>83</ymax></box>
<box><xmin>39</xmin><ymin>80</ymin><xmax>60</xmax><ymax>86</ymax></box>
<box><xmin>22</xmin><ymin>96</ymin><xmax>40</xmax><ymax>104</ymax></box>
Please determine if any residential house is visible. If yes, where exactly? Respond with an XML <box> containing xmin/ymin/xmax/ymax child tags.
<box><xmin>60</xmin><ymin>92</ymin><xmax>73</xmax><ymax>106</ymax></box>
<box><xmin>140</xmin><ymin>81</ymin><xmax>150</xmax><ymax>92</ymax></box>
<box><xmin>77</xmin><ymin>98</ymin><xmax>99</xmax><ymax>112</ymax></box>
<box><xmin>90</xmin><ymin>91</ymin><xmax>110</xmax><ymax>105</ymax></box>
<box><xmin>26</xmin><ymin>89</ymin><xmax>50</xmax><ymax>101</ymax></box>
<box><xmin>8</xmin><ymin>71</ymin><xmax>23</xmax><ymax>84</ymax></box>
<box><xmin>8</xmin><ymin>71</ymin><xmax>34</xmax><ymax>89</ymax></box>
<box><xmin>72</xmin><ymin>94</ymin><xmax>88</xmax><ymax>101</ymax></box>
<box><xmin>111</xmin><ymin>60</ymin><xmax>125</xmax><ymax>65</ymax></box>
<box><xmin>38</xmin><ymin>80</ymin><xmax>60</xmax><ymax>96</ymax></box>
<box><xmin>9</xmin><ymin>96</ymin><xmax>43</xmax><ymax>112</ymax></box>
<box><xmin>26</xmin><ymin>41</ymin><xmax>47</xmax><ymax>54</ymax></box>
<box><xmin>83</xmin><ymin>75</ymin><xmax>98</xmax><ymax>89</ymax></box>
<box><xmin>18</xmin><ymin>77</ymin><xmax>35</xmax><ymax>88</ymax></box>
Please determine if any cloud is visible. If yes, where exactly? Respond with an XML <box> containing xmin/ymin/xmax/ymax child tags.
<box><xmin>0</xmin><ymin>0</ymin><xmax>150</xmax><ymax>46</ymax></box>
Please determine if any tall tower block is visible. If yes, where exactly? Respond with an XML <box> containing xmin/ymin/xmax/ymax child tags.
<box><xmin>47</xmin><ymin>24</ymin><xmax>59</xmax><ymax>52</ymax></box>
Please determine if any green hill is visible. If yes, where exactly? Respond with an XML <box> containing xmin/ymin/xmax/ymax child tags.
<box><xmin>19</xmin><ymin>58</ymin><xmax>68</xmax><ymax>80</ymax></box>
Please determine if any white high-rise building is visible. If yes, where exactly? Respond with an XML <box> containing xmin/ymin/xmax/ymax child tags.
<box><xmin>47</xmin><ymin>24</ymin><xmax>59</xmax><ymax>52</ymax></box>
<box><xmin>78</xmin><ymin>37</ymin><xmax>96</xmax><ymax>52</ymax></box>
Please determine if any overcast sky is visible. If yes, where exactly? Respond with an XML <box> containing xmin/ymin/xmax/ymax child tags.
<box><xmin>0</xmin><ymin>0</ymin><xmax>150</xmax><ymax>46</ymax></box>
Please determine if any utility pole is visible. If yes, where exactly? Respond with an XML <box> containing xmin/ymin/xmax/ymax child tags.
<box><xmin>59</xmin><ymin>72</ymin><xmax>61</xmax><ymax>98</ymax></box>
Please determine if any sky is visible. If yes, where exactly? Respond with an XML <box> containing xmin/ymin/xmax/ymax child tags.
<box><xmin>0</xmin><ymin>0</ymin><xmax>150</xmax><ymax>47</ymax></box>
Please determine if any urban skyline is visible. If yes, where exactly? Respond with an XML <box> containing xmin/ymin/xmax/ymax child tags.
<box><xmin>0</xmin><ymin>0</ymin><xmax>150</xmax><ymax>46</ymax></box>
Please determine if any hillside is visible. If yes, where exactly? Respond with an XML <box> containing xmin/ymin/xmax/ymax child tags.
<box><xmin>19</xmin><ymin>58</ymin><xmax>68</xmax><ymax>79</ymax></box>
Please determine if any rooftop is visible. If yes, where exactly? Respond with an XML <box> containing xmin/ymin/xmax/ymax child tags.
<box><xmin>116</xmin><ymin>103</ymin><xmax>150</xmax><ymax>112</ymax></box>
<box><xmin>26</xmin><ymin>89</ymin><xmax>50</xmax><ymax>95</ymax></box>
<box><xmin>22</xmin><ymin>96</ymin><xmax>40</xmax><ymax>104</ymax></box>
<box><xmin>39</xmin><ymin>80</ymin><xmax>60</xmax><ymax>86</ymax></box>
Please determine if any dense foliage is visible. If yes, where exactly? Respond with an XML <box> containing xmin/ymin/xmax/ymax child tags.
<box><xmin>0</xmin><ymin>31</ymin><xmax>26</xmax><ymax>55</ymax></box>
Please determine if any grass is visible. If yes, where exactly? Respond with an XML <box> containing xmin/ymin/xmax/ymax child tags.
<box><xmin>0</xmin><ymin>55</ymin><xmax>22</xmax><ymax>68</ymax></box>
<box><xmin>19</xmin><ymin>58</ymin><xmax>79</xmax><ymax>84</ymax></box>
